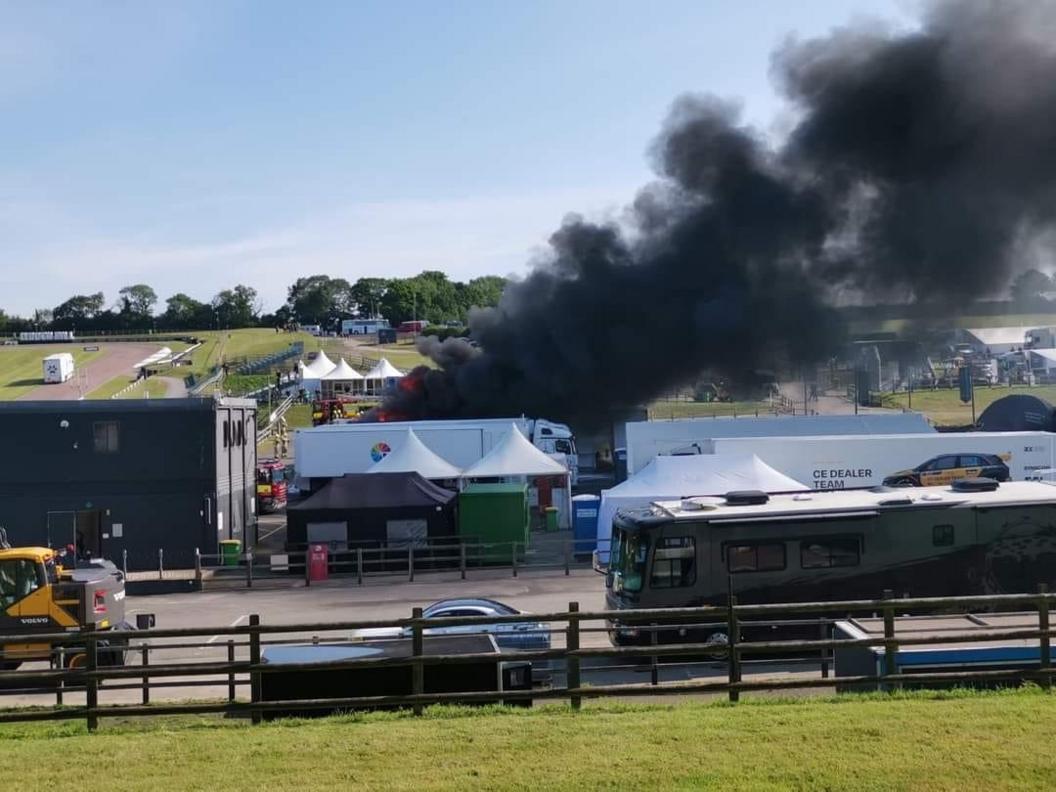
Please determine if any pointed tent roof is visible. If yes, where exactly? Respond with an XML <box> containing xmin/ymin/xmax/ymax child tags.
<box><xmin>322</xmin><ymin>358</ymin><xmax>364</xmax><ymax>381</ymax></box>
<box><xmin>302</xmin><ymin>350</ymin><xmax>336</xmax><ymax>379</ymax></box>
<box><xmin>461</xmin><ymin>424</ymin><xmax>568</xmax><ymax>478</ymax></box>
<box><xmin>365</xmin><ymin>357</ymin><xmax>404</xmax><ymax>379</ymax></box>
<box><xmin>595</xmin><ymin>454</ymin><xmax>809</xmax><ymax>560</ymax></box>
<box><xmin>366</xmin><ymin>428</ymin><xmax>462</xmax><ymax>479</ymax></box>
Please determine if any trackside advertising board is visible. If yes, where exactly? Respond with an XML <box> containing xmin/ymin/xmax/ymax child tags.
<box><xmin>707</xmin><ymin>432</ymin><xmax>1056</xmax><ymax>490</ymax></box>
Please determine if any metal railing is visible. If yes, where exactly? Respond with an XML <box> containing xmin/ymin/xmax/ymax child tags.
<box><xmin>191</xmin><ymin>537</ymin><xmax>600</xmax><ymax>588</ymax></box>
<box><xmin>0</xmin><ymin>588</ymin><xmax>1053</xmax><ymax>730</ymax></box>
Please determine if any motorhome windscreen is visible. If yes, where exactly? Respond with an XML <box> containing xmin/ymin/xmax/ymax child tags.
<box><xmin>608</xmin><ymin>525</ymin><xmax>647</xmax><ymax>595</ymax></box>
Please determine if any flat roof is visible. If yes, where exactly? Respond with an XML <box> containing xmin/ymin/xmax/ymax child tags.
<box><xmin>0</xmin><ymin>397</ymin><xmax>256</xmax><ymax>414</ymax></box>
<box><xmin>647</xmin><ymin>480</ymin><xmax>1056</xmax><ymax>522</ymax></box>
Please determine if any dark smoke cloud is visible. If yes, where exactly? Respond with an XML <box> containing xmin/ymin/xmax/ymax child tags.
<box><xmin>376</xmin><ymin>0</ymin><xmax>1056</xmax><ymax>427</ymax></box>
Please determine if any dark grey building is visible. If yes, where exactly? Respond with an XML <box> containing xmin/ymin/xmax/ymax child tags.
<box><xmin>0</xmin><ymin>398</ymin><xmax>256</xmax><ymax>570</ymax></box>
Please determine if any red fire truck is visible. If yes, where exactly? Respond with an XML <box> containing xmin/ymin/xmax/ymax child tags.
<box><xmin>256</xmin><ymin>460</ymin><xmax>288</xmax><ymax>513</ymax></box>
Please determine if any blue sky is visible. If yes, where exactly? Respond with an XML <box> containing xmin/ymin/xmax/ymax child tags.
<box><xmin>0</xmin><ymin>0</ymin><xmax>916</xmax><ymax>315</ymax></box>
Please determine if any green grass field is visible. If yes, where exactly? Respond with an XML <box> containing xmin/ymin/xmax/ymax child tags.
<box><xmin>648</xmin><ymin>399</ymin><xmax>773</xmax><ymax>420</ymax></box>
<box><xmin>848</xmin><ymin>311</ymin><xmax>1056</xmax><ymax>338</ymax></box>
<box><xmin>0</xmin><ymin>345</ymin><xmax>104</xmax><ymax>400</ymax></box>
<box><xmin>882</xmin><ymin>384</ymin><xmax>1056</xmax><ymax>426</ymax></box>
<box><xmin>2</xmin><ymin>689</ymin><xmax>1054</xmax><ymax>790</ymax></box>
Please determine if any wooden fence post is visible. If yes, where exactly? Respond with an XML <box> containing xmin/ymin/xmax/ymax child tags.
<box><xmin>228</xmin><ymin>640</ymin><xmax>236</xmax><ymax>702</ymax></box>
<box><xmin>412</xmin><ymin>607</ymin><xmax>424</xmax><ymax>716</ymax></box>
<box><xmin>1039</xmin><ymin>583</ymin><xmax>1051</xmax><ymax>691</ymax></box>
<box><xmin>511</xmin><ymin>543</ymin><xmax>518</xmax><ymax>578</ymax></box>
<box><xmin>85</xmin><ymin>625</ymin><xmax>99</xmax><ymax>732</ymax></box>
<box><xmin>408</xmin><ymin>546</ymin><xmax>415</xmax><ymax>583</ymax></box>
<box><xmin>246</xmin><ymin>552</ymin><xmax>254</xmax><ymax>589</ymax></box>
<box><xmin>650</xmin><ymin>623</ymin><xmax>659</xmax><ymax>686</ymax></box>
<box><xmin>141</xmin><ymin>644</ymin><xmax>150</xmax><ymax>705</ymax></box>
<box><xmin>357</xmin><ymin>548</ymin><xmax>363</xmax><ymax>585</ymax></box>
<box><xmin>564</xmin><ymin>541</ymin><xmax>571</xmax><ymax>576</ymax></box>
<box><xmin>882</xmin><ymin>589</ymin><xmax>898</xmax><ymax>692</ymax></box>
<box><xmin>194</xmin><ymin>548</ymin><xmax>202</xmax><ymax>588</ymax></box>
<box><xmin>819</xmin><ymin>618</ymin><xmax>830</xmax><ymax>679</ymax></box>
<box><xmin>460</xmin><ymin>543</ymin><xmax>466</xmax><ymax>580</ymax></box>
<box><xmin>158</xmin><ymin>548</ymin><xmax>164</xmax><ymax>580</ymax></box>
<box><xmin>567</xmin><ymin>602</ymin><xmax>581</xmax><ymax>711</ymax></box>
<box><xmin>249</xmin><ymin>614</ymin><xmax>262</xmax><ymax>725</ymax></box>
<box><xmin>56</xmin><ymin>645</ymin><xmax>65</xmax><ymax>707</ymax></box>
<box><xmin>727</xmin><ymin>594</ymin><xmax>740</xmax><ymax>703</ymax></box>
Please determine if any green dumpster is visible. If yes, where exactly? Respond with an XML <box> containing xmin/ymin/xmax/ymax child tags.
<box><xmin>545</xmin><ymin>506</ymin><xmax>559</xmax><ymax>532</ymax></box>
<box><xmin>220</xmin><ymin>540</ymin><xmax>241</xmax><ymax>567</ymax></box>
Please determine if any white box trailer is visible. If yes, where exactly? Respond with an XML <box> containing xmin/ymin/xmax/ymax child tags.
<box><xmin>42</xmin><ymin>353</ymin><xmax>75</xmax><ymax>384</ymax></box>
<box><xmin>707</xmin><ymin>431</ymin><xmax>1056</xmax><ymax>490</ymax></box>
<box><xmin>625</xmin><ymin>414</ymin><xmax>935</xmax><ymax>476</ymax></box>
<box><xmin>294</xmin><ymin>417</ymin><xmax>577</xmax><ymax>481</ymax></box>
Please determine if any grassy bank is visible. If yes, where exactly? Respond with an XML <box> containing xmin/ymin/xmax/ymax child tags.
<box><xmin>648</xmin><ymin>399</ymin><xmax>772</xmax><ymax>420</ymax></box>
<box><xmin>881</xmin><ymin>384</ymin><xmax>1056</xmax><ymax>426</ymax></box>
<box><xmin>0</xmin><ymin>345</ymin><xmax>104</xmax><ymax>400</ymax></box>
<box><xmin>3</xmin><ymin>689</ymin><xmax>1054</xmax><ymax>790</ymax></box>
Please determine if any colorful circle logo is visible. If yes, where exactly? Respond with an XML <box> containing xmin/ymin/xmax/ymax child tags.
<box><xmin>370</xmin><ymin>442</ymin><xmax>391</xmax><ymax>463</ymax></box>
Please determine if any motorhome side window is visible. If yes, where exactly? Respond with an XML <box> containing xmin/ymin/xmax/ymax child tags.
<box><xmin>800</xmin><ymin>537</ymin><xmax>860</xmax><ymax>569</ymax></box>
<box><xmin>933</xmin><ymin>525</ymin><xmax>955</xmax><ymax>546</ymax></box>
<box><xmin>650</xmin><ymin>537</ymin><xmax>695</xmax><ymax>588</ymax></box>
<box><xmin>727</xmin><ymin>543</ymin><xmax>785</xmax><ymax>573</ymax></box>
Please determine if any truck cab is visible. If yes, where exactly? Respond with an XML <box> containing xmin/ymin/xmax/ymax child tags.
<box><xmin>528</xmin><ymin>419</ymin><xmax>578</xmax><ymax>483</ymax></box>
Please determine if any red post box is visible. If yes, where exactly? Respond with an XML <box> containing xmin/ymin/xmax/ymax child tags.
<box><xmin>308</xmin><ymin>544</ymin><xmax>329</xmax><ymax>582</ymax></box>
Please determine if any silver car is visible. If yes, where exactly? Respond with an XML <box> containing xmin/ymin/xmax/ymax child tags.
<box><xmin>408</xmin><ymin>598</ymin><xmax>552</xmax><ymax>684</ymax></box>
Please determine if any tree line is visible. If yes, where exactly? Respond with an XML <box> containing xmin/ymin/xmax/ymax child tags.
<box><xmin>0</xmin><ymin>271</ymin><xmax>507</xmax><ymax>334</ymax></box>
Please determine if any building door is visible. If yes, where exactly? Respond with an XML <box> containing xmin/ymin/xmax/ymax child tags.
<box><xmin>75</xmin><ymin>510</ymin><xmax>103</xmax><ymax>560</ymax></box>
<box><xmin>46</xmin><ymin>511</ymin><xmax>76</xmax><ymax>550</ymax></box>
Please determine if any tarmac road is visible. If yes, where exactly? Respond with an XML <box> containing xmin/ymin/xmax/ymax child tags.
<box><xmin>1</xmin><ymin>570</ymin><xmax>831</xmax><ymax>710</ymax></box>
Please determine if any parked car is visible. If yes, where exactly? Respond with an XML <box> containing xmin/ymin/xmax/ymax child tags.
<box><xmin>882</xmin><ymin>453</ymin><xmax>1011</xmax><ymax>487</ymax></box>
<box><xmin>407</xmin><ymin>598</ymin><xmax>552</xmax><ymax>684</ymax></box>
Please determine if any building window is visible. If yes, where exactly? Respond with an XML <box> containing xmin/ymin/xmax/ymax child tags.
<box><xmin>727</xmin><ymin>543</ymin><xmax>785</xmax><ymax>573</ymax></box>
<box><xmin>93</xmin><ymin>421</ymin><xmax>120</xmax><ymax>454</ymax></box>
<box><xmin>650</xmin><ymin>537</ymin><xmax>696</xmax><ymax>588</ymax></box>
<box><xmin>800</xmin><ymin>537</ymin><xmax>860</xmax><ymax>569</ymax></box>
<box><xmin>223</xmin><ymin>421</ymin><xmax>230</xmax><ymax>448</ymax></box>
<box><xmin>933</xmin><ymin>524</ymin><xmax>955</xmax><ymax>546</ymax></box>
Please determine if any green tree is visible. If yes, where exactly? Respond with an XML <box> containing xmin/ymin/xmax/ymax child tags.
<box><xmin>1010</xmin><ymin>269</ymin><xmax>1052</xmax><ymax>303</ymax></box>
<box><xmin>52</xmin><ymin>293</ymin><xmax>105</xmax><ymax>329</ymax></box>
<box><xmin>286</xmin><ymin>275</ymin><xmax>353</xmax><ymax>327</ymax></box>
<box><xmin>212</xmin><ymin>285</ymin><xmax>260</xmax><ymax>328</ymax></box>
<box><xmin>460</xmin><ymin>275</ymin><xmax>507</xmax><ymax>315</ymax></box>
<box><xmin>161</xmin><ymin>293</ymin><xmax>210</xmax><ymax>329</ymax></box>
<box><xmin>349</xmin><ymin>277</ymin><xmax>388</xmax><ymax>317</ymax></box>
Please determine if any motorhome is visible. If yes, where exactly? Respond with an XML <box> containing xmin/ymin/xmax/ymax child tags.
<box><xmin>605</xmin><ymin>480</ymin><xmax>1056</xmax><ymax>644</ymax></box>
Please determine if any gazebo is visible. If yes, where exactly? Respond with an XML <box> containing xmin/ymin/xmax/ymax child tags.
<box><xmin>321</xmin><ymin>357</ymin><xmax>365</xmax><ymax>398</ymax></box>
<box><xmin>364</xmin><ymin>357</ymin><xmax>404</xmax><ymax>396</ymax></box>
<box><xmin>299</xmin><ymin>350</ymin><xmax>336</xmax><ymax>397</ymax></box>
<box><xmin>365</xmin><ymin>428</ymin><xmax>461</xmax><ymax>481</ymax></box>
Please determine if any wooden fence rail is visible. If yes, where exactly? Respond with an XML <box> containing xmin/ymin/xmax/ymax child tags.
<box><xmin>1</xmin><ymin>588</ymin><xmax>1054</xmax><ymax>730</ymax></box>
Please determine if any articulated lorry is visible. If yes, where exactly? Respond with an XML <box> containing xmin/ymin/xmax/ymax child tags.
<box><xmin>294</xmin><ymin>417</ymin><xmax>578</xmax><ymax>485</ymax></box>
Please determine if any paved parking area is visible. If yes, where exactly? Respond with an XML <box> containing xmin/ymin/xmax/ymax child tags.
<box><xmin>1</xmin><ymin>570</ymin><xmax>831</xmax><ymax>709</ymax></box>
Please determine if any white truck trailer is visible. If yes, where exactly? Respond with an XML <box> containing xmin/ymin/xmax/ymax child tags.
<box><xmin>294</xmin><ymin>417</ymin><xmax>578</xmax><ymax>483</ymax></box>
<box><xmin>42</xmin><ymin>353</ymin><xmax>75</xmax><ymax>384</ymax></box>
<box><xmin>706</xmin><ymin>431</ymin><xmax>1056</xmax><ymax>489</ymax></box>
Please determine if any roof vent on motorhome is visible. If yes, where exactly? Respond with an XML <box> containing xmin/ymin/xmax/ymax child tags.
<box><xmin>679</xmin><ymin>497</ymin><xmax>723</xmax><ymax>511</ymax></box>
<box><xmin>723</xmin><ymin>490</ymin><xmax>770</xmax><ymax>506</ymax></box>
<box><xmin>951</xmin><ymin>478</ymin><xmax>1000</xmax><ymax>493</ymax></box>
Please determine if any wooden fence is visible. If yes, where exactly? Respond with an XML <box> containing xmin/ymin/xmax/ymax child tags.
<box><xmin>0</xmin><ymin>589</ymin><xmax>1054</xmax><ymax>730</ymax></box>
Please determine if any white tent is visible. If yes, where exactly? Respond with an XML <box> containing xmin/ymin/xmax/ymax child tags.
<box><xmin>461</xmin><ymin>424</ymin><xmax>568</xmax><ymax>479</ymax></box>
<box><xmin>300</xmin><ymin>350</ymin><xmax>336</xmax><ymax>396</ymax></box>
<box><xmin>366</xmin><ymin>428</ymin><xmax>462</xmax><ymax>480</ymax></box>
<box><xmin>596</xmin><ymin>454</ymin><xmax>809</xmax><ymax>562</ymax></box>
<box><xmin>322</xmin><ymin>358</ymin><xmax>363</xmax><ymax>381</ymax></box>
<box><xmin>321</xmin><ymin>357</ymin><xmax>366</xmax><ymax>397</ymax></box>
<box><xmin>365</xmin><ymin>357</ymin><xmax>404</xmax><ymax>395</ymax></box>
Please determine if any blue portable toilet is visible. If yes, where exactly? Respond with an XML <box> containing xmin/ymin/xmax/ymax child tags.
<box><xmin>572</xmin><ymin>494</ymin><xmax>601</xmax><ymax>559</ymax></box>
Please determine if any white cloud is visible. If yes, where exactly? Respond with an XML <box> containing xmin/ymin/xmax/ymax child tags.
<box><xmin>0</xmin><ymin>185</ymin><xmax>637</xmax><ymax>315</ymax></box>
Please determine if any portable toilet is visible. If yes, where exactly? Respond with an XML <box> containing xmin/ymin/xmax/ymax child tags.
<box><xmin>572</xmin><ymin>494</ymin><xmax>601</xmax><ymax>559</ymax></box>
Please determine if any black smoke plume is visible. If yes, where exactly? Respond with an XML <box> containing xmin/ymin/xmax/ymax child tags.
<box><xmin>376</xmin><ymin>1</ymin><xmax>1056</xmax><ymax>427</ymax></box>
